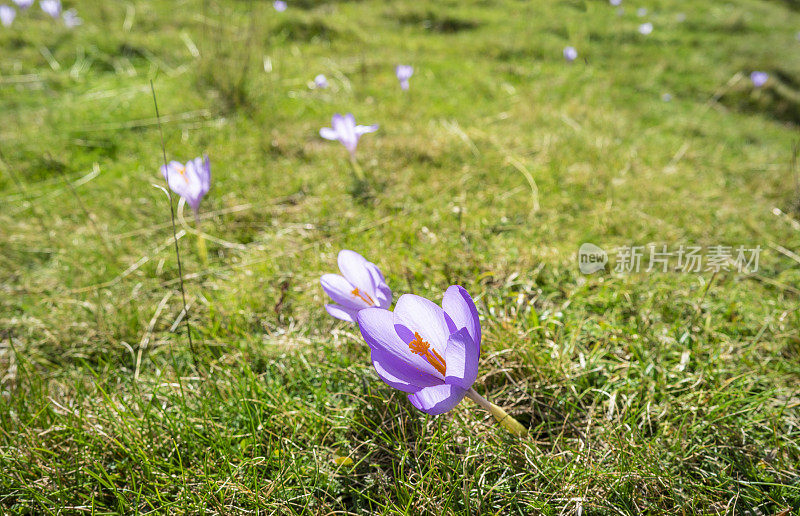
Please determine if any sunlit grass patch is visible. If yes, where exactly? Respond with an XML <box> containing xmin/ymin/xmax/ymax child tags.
<box><xmin>1</xmin><ymin>0</ymin><xmax>800</xmax><ymax>513</ymax></box>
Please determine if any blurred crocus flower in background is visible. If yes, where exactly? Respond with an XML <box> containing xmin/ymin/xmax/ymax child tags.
<box><xmin>609</xmin><ymin>0</ymin><xmax>621</xmax><ymax>5</ymax></box>
<box><xmin>637</xmin><ymin>7</ymin><xmax>647</xmax><ymax>16</ymax></box>
<box><xmin>0</xmin><ymin>5</ymin><xmax>15</xmax><ymax>26</ymax></box>
<box><xmin>40</xmin><ymin>0</ymin><xmax>60</xmax><ymax>18</ymax></box>
<box><xmin>662</xmin><ymin>93</ymin><xmax>672</xmax><ymax>102</ymax></box>
<box><xmin>638</xmin><ymin>22</ymin><xmax>653</xmax><ymax>35</ymax></box>
<box><xmin>12</xmin><ymin>0</ymin><xmax>32</xmax><ymax>9</ymax></box>
<box><xmin>750</xmin><ymin>71</ymin><xmax>768</xmax><ymax>88</ymax></box>
<box><xmin>314</xmin><ymin>74</ymin><xmax>328</xmax><ymax>89</ymax></box>
<box><xmin>161</xmin><ymin>155</ymin><xmax>211</xmax><ymax>216</ymax></box>
<box><xmin>395</xmin><ymin>65</ymin><xmax>414</xmax><ymax>91</ymax></box>
<box><xmin>321</xmin><ymin>250</ymin><xmax>391</xmax><ymax>323</ymax></box>
<box><xmin>62</xmin><ymin>8</ymin><xmax>81</xmax><ymax>28</ymax></box>
<box><xmin>320</xmin><ymin>113</ymin><xmax>378</xmax><ymax>158</ymax></box>
<box><xmin>563</xmin><ymin>46</ymin><xmax>577</xmax><ymax>62</ymax></box>
<box><xmin>273</xmin><ymin>0</ymin><xmax>286</xmax><ymax>12</ymax></box>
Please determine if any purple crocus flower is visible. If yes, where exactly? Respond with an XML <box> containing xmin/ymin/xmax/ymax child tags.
<box><xmin>638</xmin><ymin>22</ymin><xmax>653</xmax><ymax>35</ymax></box>
<box><xmin>636</xmin><ymin>7</ymin><xmax>647</xmax><ymax>17</ymax></box>
<box><xmin>750</xmin><ymin>71</ymin><xmax>768</xmax><ymax>88</ymax></box>
<box><xmin>63</xmin><ymin>8</ymin><xmax>81</xmax><ymax>28</ymax></box>
<box><xmin>609</xmin><ymin>0</ymin><xmax>621</xmax><ymax>5</ymax></box>
<box><xmin>160</xmin><ymin>155</ymin><xmax>211</xmax><ymax>215</ymax></box>
<box><xmin>12</xmin><ymin>0</ymin><xmax>32</xmax><ymax>9</ymax></box>
<box><xmin>40</xmin><ymin>0</ymin><xmax>60</xmax><ymax>18</ymax></box>
<box><xmin>563</xmin><ymin>46</ymin><xmax>578</xmax><ymax>62</ymax></box>
<box><xmin>273</xmin><ymin>0</ymin><xmax>287</xmax><ymax>12</ymax></box>
<box><xmin>320</xmin><ymin>250</ymin><xmax>392</xmax><ymax>323</ymax></box>
<box><xmin>320</xmin><ymin>113</ymin><xmax>378</xmax><ymax>157</ymax></box>
<box><xmin>0</xmin><ymin>5</ymin><xmax>15</xmax><ymax>26</ymax></box>
<box><xmin>395</xmin><ymin>65</ymin><xmax>414</xmax><ymax>91</ymax></box>
<box><xmin>314</xmin><ymin>74</ymin><xmax>328</xmax><ymax>89</ymax></box>
<box><xmin>357</xmin><ymin>286</ymin><xmax>482</xmax><ymax>415</ymax></box>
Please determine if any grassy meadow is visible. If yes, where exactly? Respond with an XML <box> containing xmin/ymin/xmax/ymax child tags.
<box><xmin>2</xmin><ymin>0</ymin><xmax>800</xmax><ymax>513</ymax></box>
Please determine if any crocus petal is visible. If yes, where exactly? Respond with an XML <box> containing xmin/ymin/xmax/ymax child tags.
<box><xmin>375</xmin><ymin>288</ymin><xmax>392</xmax><ymax>309</ymax></box>
<box><xmin>407</xmin><ymin>384</ymin><xmax>467</xmax><ymax>415</ymax></box>
<box><xmin>372</xmin><ymin>357</ymin><xmax>420</xmax><ymax>393</ymax></box>
<box><xmin>320</xmin><ymin>273</ymin><xmax>366</xmax><ymax>310</ymax></box>
<box><xmin>442</xmin><ymin>285</ymin><xmax>481</xmax><ymax>349</ymax></box>
<box><xmin>366</xmin><ymin>260</ymin><xmax>386</xmax><ymax>285</ymax></box>
<box><xmin>354</xmin><ymin>124</ymin><xmax>379</xmax><ymax>136</ymax></box>
<box><xmin>40</xmin><ymin>0</ymin><xmax>60</xmax><ymax>17</ymax></box>
<box><xmin>182</xmin><ymin>160</ymin><xmax>204</xmax><ymax>212</ymax></box>
<box><xmin>161</xmin><ymin>161</ymin><xmax>183</xmax><ymax>182</ymax></box>
<box><xmin>751</xmin><ymin>72</ymin><xmax>768</xmax><ymax>88</ymax></box>
<box><xmin>365</xmin><ymin>262</ymin><xmax>392</xmax><ymax>308</ymax></box>
<box><xmin>358</xmin><ymin>308</ymin><xmax>442</xmax><ymax>379</ymax></box>
<box><xmin>0</xmin><ymin>5</ymin><xmax>16</xmax><ymax>26</ymax></box>
<box><xmin>325</xmin><ymin>304</ymin><xmax>359</xmax><ymax>323</ymax></box>
<box><xmin>332</xmin><ymin>113</ymin><xmax>357</xmax><ymax>153</ymax></box>
<box><xmin>320</xmin><ymin>127</ymin><xmax>338</xmax><ymax>140</ymax></box>
<box><xmin>443</xmin><ymin>328</ymin><xmax>479</xmax><ymax>390</ymax></box>
<box><xmin>330</xmin><ymin>113</ymin><xmax>345</xmax><ymax>130</ymax></box>
<box><xmin>200</xmin><ymin>154</ymin><xmax>211</xmax><ymax>192</ymax></box>
<box><xmin>337</xmin><ymin>250</ymin><xmax>377</xmax><ymax>302</ymax></box>
<box><xmin>162</xmin><ymin>161</ymin><xmax>195</xmax><ymax>203</ymax></box>
<box><xmin>393</xmin><ymin>294</ymin><xmax>450</xmax><ymax>352</ymax></box>
<box><xmin>372</xmin><ymin>283</ymin><xmax>392</xmax><ymax>309</ymax></box>
<box><xmin>371</xmin><ymin>347</ymin><xmax>441</xmax><ymax>393</ymax></box>
<box><xmin>396</xmin><ymin>65</ymin><xmax>413</xmax><ymax>80</ymax></box>
<box><xmin>63</xmin><ymin>8</ymin><xmax>82</xmax><ymax>27</ymax></box>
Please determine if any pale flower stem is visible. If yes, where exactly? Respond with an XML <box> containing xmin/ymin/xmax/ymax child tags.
<box><xmin>466</xmin><ymin>387</ymin><xmax>528</xmax><ymax>437</ymax></box>
<box><xmin>465</xmin><ymin>387</ymin><xmax>493</xmax><ymax>411</ymax></box>
<box><xmin>195</xmin><ymin>213</ymin><xmax>208</xmax><ymax>266</ymax></box>
<box><xmin>349</xmin><ymin>155</ymin><xmax>365</xmax><ymax>181</ymax></box>
<box><xmin>151</xmin><ymin>80</ymin><xmax>200</xmax><ymax>373</ymax></box>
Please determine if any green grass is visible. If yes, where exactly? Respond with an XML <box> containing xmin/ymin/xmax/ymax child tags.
<box><xmin>2</xmin><ymin>0</ymin><xmax>800</xmax><ymax>513</ymax></box>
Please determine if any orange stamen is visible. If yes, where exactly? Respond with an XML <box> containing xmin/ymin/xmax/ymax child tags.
<box><xmin>351</xmin><ymin>287</ymin><xmax>375</xmax><ymax>306</ymax></box>
<box><xmin>178</xmin><ymin>166</ymin><xmax>189</xmax><ymax>184</ymax></box>
<box><xmin>408</xmin><ymin>332</ymin><xmax>447</xmax><ymax>376</ymax></box>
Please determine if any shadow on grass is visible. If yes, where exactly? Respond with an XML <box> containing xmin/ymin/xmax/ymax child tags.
<box><xmin>386</xmin><ymin>9</ymin><xmax>481</xmax><ymax>34</ymax></box>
